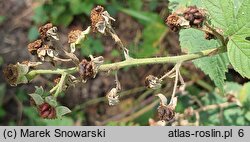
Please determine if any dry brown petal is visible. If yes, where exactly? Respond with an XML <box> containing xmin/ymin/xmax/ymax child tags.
<box><xmin>39</xmin><ymin>23</ymin><xmax>53</xmax><ymax>40</ymax></box>
<box><xmin>3</xmin><ymin>64</ymin><xmax>18</xmax><ymax>86</ymax></box>
<box><xmin>90</xmin><ymin>6</ymin><xmax>105</xmax><ymax>32</ymax></box>
<box><xmin>68</xmin><ymin>30</ymin><xmax>82</xmax><ymax>43</ymax></box>
<box><xmin>27</xmin><ymin>39</ymin><xmax>43</xmax><ymax>55</ymax></box>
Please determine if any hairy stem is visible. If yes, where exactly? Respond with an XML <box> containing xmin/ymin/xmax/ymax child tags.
<box><xmin>27</xmin><ymin>47</ymin><xmax>221</xmax><ymax>78</ymax></box>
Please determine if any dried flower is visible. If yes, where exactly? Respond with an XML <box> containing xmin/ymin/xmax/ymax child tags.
<box><xmin>165</xmin><ymin>14</ymin><xmax>189</xmax><ymax>32</ymax></box>
<box><xmin>3</xmin><ymin>62</ymin><xmax>30</xmax><ymax>86</ymax></box>
<box><xmin>183</xmin><ymin>6</ymin><xmax>205</xmax><ymax>28</ymax></box>
<box><xmin>90</xmin><ymin>6</ymin><xmax>115</xmax><ymax>34</ymax></box>
<box><xmin>79</xmin><ymin>56</ymin><xmax>104</xmax><ymax>81</ymax></box>
<box><xmin>37</xmin><ymin>45</ymin><xmax>58</xmax><ymax>61</ymax></box>
<box><xmin>38</xmin><ymin>103</ymin><xmax>56</xmax><ymax>119</ymax></box>
<box><xmin>145</xmin><ymin>75</ymin><xmax>162</xmax><ymax>89</ymax></box>
<box><xmin>39</xmin><ymin>23</ymin><xmax>59</xmax><ymax>41</ymax></box>
<box><xmin>106</xmin><ymin>88</ymin><xmax>119</xmax><ymax>106</ymax></box>
<box><xmin>79</xmin><ymin>59</ymin><xmax>95</xmax><ymax>81</ymax></box>
<box><xmin>27</xmin><ymin>39</ymin><xmax>43</xmax><ymax>55</ymax></box>
<box><xmin>68</xmin><ymin>26</ymin><xmax>91</xmax><ymax>53</ymax></box>
<box><xmin>157</xmin><ymin>105</ymin><xmax>175</xmax><ymax>121</ymax></box>
<box><xmin>156</xmin><ymin>94</ymin><xmax>177</xmax><ymax>122</ymax></box>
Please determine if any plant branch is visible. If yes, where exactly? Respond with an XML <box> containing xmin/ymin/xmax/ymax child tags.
<box><xmin>54</xmin><ymin>73</ymin><xmax>67</xmax><ymax>97</ymax></box>
<box><xmin>26</xmin><ymin>47</ymin><xmax>222</xmax><ymax>79</ymax></box>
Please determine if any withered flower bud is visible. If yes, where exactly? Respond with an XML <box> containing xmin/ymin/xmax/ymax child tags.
<box><xmin>157</xmin><ymin>105</ymin><xmax>175</xmax><ymax>121</ymax></box>
<box><xmin>204</xmin><ymin>32</ymin><xmax>216</xmax><ymax>40</ymax></box>
<box><xmin>165</xmin><ymin>13</ymin><xmax>190</xmax><ymax>32</ymax></box>
<box><xmin>3</xmin><ymin>62</ymin><xmax>30</xmax><ymax>86</ymax></box>
<box><xmin>156</xmin><ymin>94</ymin><xmax>177</xmax><ymax>122</ymax></box>
<box><xmin>79</xmin><ymin>56</ymin><xmax>104</xmax><ymax>81</ymax></box>
<box><xmin>68</xmin><ymin>30</ymin><xmax>82</xmax><ymax>44</ymax></box>
<box><xmin>145</xmin><ymin>75</ymin><xmax>162</xmax><ymax>89</ymax></box>
<box><xmin>27</xmin><ymin>39</ymin><xmax>43</xmax><ymax>55</ymax></box>
<box><xmin>106</xmin><ymin>88</ymin><xmax>119</xmax><ymax>106</ymax></box>
<box><xmin>183</xmin><ymin>6</ymin><xmax>205</xmax><ymax>28</ymax></box>
<box><xmin>39</xmin><ymin>23</ymin><xmax>59</xmax><ymax>41</ymax></box>
<box><xmin>165</xmin><ymin>14</ymin><xmax>181</xmax><ymax>32</ymax></box>
<box><xmin>68</xmin><ymin>27</ymin><xmax>91</xmax><ymax>53</ymax></box>
<box><xmin>79</xmin><ymin>59</ymin><xmax>95</xmax><ymax>81</ymax></box>
<box><xmin>39</xmin><ymin>23</ymin><xmax>53</xmax><ymax>40</ymax></box>
<box><xmin>90</xmin><ymin>6</ymin><xmax>105</xmax><ymax>32</ymax></box>
<box><xmin>38</xmin><ymin>103</ymin><xmax>56</xmax><ymax>119</ymax></box>
<box><xmin>90</xmin><ymin>6</ymin><xmax>115</xmax><ymax>34</ymax></box>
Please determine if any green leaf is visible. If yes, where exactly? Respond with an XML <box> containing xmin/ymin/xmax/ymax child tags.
<box><xmin>34</xmin><ymin>86</ymin><xmax>44</xmax><ymax>96</ymax></box>
<box><xmin>203</xmin><ymin>0</ymin><xmax>250</xmax><ymax>78</ymax></box>
<box><xmin>180</xmin><ymin>29</ymin><xmax>229</xmax><ymax>93</ymax></box>
<box><xmin>56</xmin><ymin>106</ymin><xmax>71</xmax><ymax>118</ymax></box>
<box><xmin>245</xmin><ymin>111</ymin><xmax>250</xmax><ymax>121</ymax></box>
<box><xmin>28</xmin><ymin>93</ymin><xmax>44</xmax><ymax>105</ymax></box>
<box><xmin>28</xmin><ymin>26</ymin><xmax>39</xmax><ymax>41</ymax></box>
<box><xmin>45</xmin><ymin>96</ymin><xmax>57</xmax><ymax>107</ymax></box>
<box><xmin>137</xmin><ymin>23</ymin><xmax>167</xmax><ymax>57</ymax></box>
<box><xmin>238</xmin><ymin>82</ymin><xmax>250</xmax><ymax>106</ymax></box>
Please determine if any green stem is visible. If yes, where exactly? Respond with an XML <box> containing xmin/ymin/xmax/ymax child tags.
<box><xmin>26</xmin><ymin>47</ymin><xmax>221</xmax><ymax>78</ymax></box>
<box><xmin>54</xmin><ymin>73</ymin><xmax>67</xmax><ymax>97</ymax></box>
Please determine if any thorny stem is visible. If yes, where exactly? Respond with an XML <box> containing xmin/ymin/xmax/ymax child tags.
<box><xmin>26</xmin><ymin>47</ymin><xmax>222</xmax><ymax>78</ymax></box>
<box><xmin>204</xmin><ymin>22</ymin><xmax>226</xmax><ymax>47</ymax></box>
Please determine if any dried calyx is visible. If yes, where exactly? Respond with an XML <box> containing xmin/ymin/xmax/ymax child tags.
<box><xmin>28</xmin><ymin>23</ymin><xmax>59</xmax><ymax>61</ymax></box>
<box><xmin>106</xmin><ymin>72</ymin><xmax>121</xmax><ymax>106</ymax></box>
<box><xmin>39</xmin><ymin>23</ymin><xmax>59</xmax><ymax>41</ymax></box>
<box><xmin>165</xmin><ymin>6</ymin><xmax>205</xmax><ymax>32</ymax></box>
<box><xmin>90</xmin><ymin>5</ymin><xmax>115</xmax><ymax>34</ymax></box>
<box><xmin>145</xmin><ymin>75</ymin><xmax>162</xmax><ymax>89</ymax></box>
<box><xmin>156</xmin><ymin>94</ymin><xmax>177</xmax><ymax>122</ymax></box>
<box><xmin>68</xmin><ymin>26</ymin><xmax>91</xmax><ymax>53</ymax></box>
<box><xmin>3</xmin><ymin>61</ymin><xmax>41</xmax><ymax>86</ymax></box>
<box><xmin>79</xmin><ymin>56</ymin><xmax>104</xmax><ymax>81</ymax></box>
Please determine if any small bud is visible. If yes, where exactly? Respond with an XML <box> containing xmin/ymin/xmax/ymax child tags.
<box><xmin>106</xmin><ymin>88</ymin><xmax>119</xmax><ymax>106</ymax></box>
<box><xmin>156</xmin><ymin>94</ymin><xmax>177</xmax><ymax>122</ymax></box>
<box><xmin>38</xmin><ymin>103</ymin><xmax>57</xmax><ymax>119</ymax></box>
<box><xmin>183</xmin><ymin>6</ymin><xmax>205</xmax><ymax>28</ymax></box>
<box><xmin>3</xmin><ymin>62</ymin><xmax>30</xmax><ymax>86</ymax></box>
<box><xmin>157</xmin><ymin>105</ymin><xmax>175</xmax><ymax>121</ymax></box>
<box><xmin>145</xmin><ymin>75</ymin><xmax>162</xmax><ymax>89</ymax></box>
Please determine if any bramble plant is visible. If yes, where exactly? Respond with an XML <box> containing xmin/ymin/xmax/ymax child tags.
<box><xmin>2</xmin><ymin>0</ymin><xmax>250</xmax><ymax>125</ymax></box>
